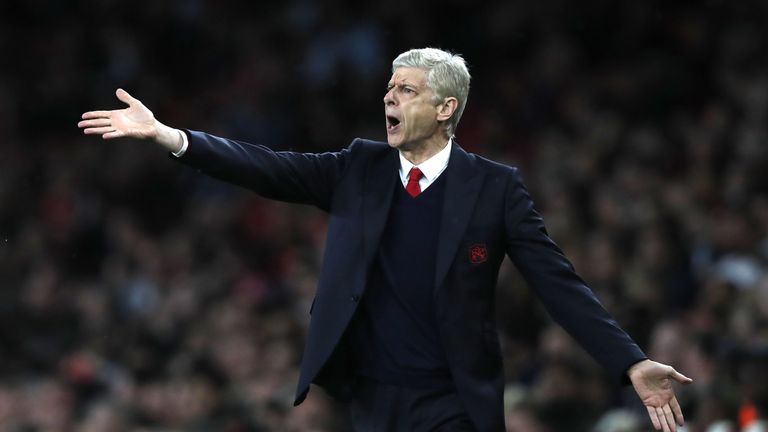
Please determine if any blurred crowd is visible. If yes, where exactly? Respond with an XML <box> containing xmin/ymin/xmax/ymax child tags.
<box><xmin>1</xmin><ymin>0</ymin><xmax>768</xmax><ymax>430</ymax></box>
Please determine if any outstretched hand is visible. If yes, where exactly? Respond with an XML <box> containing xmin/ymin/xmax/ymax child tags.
<box><xmin>78</xmin><ymin>89</ymin><xmax>157</xmax><ymax>140</ymax></box>
<box><xmin>78</xmin><ymin>89</ymin><xmax>183</xmax><ymax>152</ymax></box>
<box><xmin>628</xmin><ymin>359</ymin><xmax>693</xmax><ymax>432</ymax></box>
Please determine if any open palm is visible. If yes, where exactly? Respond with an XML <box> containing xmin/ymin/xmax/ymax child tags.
<box><xmin>629</xmin><ymin>359</ymin><xmax>692</xmax><ymax>432</ymax></box>
<box><xmin>78</xmin><ymin>89</ymin><xmax>157</xmax><ymax>139</ymax></box>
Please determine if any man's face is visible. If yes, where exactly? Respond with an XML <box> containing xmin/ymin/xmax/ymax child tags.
<box><xmin>384</xmin><ymin>67</ymin><xmax>442</xmax><ymax>149</ymax></box>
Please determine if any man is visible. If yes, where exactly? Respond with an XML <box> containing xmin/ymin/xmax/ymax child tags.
<box><xmin>79</xmin><ymin>48</ymin><xmax>692</xmax><ymax>432</ymax></box>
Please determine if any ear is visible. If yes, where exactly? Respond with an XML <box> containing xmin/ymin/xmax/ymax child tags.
<box><xmin>436</xmin><ymin>97</ymin><xmax>459</xmax><ymax>123</ymax></box>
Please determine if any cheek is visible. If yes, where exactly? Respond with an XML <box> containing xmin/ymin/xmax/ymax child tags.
<box><xmin>403</xmin><ymin>106</ymin><xmax>434</xmax><ymax>128</ymax></box>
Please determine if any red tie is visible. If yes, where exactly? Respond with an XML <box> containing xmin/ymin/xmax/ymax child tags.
<box><xmin>406</xmin><ymin>167</ymin><xmax>423</xmax><ymax>197</ymax></box>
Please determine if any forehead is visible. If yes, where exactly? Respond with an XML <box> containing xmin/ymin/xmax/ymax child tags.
<box><xmin>389</xmin><ymin>67</ymin><xmax>428</xmax><ymax>86</ymax></box>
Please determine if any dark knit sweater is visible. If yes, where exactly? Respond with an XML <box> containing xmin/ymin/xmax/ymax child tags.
<box><xmin>351</xmin><ymin>172</ymin><xmax>452</xmax><ymax>389</ymax></box>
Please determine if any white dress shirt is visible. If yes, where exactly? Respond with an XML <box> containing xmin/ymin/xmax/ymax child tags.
<box><xmin>398</xmin><ymin>138</ymin><xmax>452</xmax><ymax>192</ymax></box>
<box><xmin>172</xmin><ymin>129</ymin><xmax>189</xmax><ymax>157</ymax></box>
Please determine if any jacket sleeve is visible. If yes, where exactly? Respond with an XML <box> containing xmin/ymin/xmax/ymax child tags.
<box><xmin>172</xmin><ymin>130</ymin><xmax>354</xmax><ymax>212</ymax></box>
<box><xmin>503</xmin><ymin>168</ymin><xmax>646</xmax><ymax>383</ymax></box>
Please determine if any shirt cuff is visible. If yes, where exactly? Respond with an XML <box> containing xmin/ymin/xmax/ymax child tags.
<box><xmin>171</xmin><ymin>129</ymin><xmax>189</xmax><ymax>157</ymax></box>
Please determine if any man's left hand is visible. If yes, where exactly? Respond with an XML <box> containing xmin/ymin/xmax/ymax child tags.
<box><xmin>628</xmin><ymin>359</ymin><xmax>693</xmax><ymax>432</ymax></box>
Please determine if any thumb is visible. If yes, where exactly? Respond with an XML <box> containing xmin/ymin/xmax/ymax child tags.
<box><xmin>669</xmin><ymin>368</ymin><xmax>693</xmax><ymax>384</ymax></box>
<box><xmin>116</xmin><ymin>88</ymin><xmax>138</xmax><ymax>106</ymax></box>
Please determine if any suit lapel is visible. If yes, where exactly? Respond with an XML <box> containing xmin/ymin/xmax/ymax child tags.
<box><xmin>434</xmin><ymin>142</ymin><xmax>484</xmax><ymax>291</ymax></box>
<box><xmin>360</xmin><ymin>142</ymin><xmax>483</xmax><ymax>290</ymax></box>
<box><xmin>362</xmin><ymin>147</ymin><xmax>399</xmax><ymax>266</ymax></box>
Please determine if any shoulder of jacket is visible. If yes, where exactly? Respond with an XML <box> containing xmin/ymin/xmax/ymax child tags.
<box><xmin>466</xmin><ymin>152</ymin><xmax>521</xmax><ymax>179</ymax></box>
<box><xmin>348</xmin><ymin>138</ymin><xmax>390</xmax><ymax>153</ymax></box>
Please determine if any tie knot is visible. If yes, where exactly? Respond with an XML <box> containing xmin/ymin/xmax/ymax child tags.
<box><xmin>409</xmin><ymin>167</ymin><xmax>423</xmax><ymax>182</ymax></box>
<box><xmin>406</xmin><ymin>167</ymin><xmax>423</xmax><ymax>198</ymax></box>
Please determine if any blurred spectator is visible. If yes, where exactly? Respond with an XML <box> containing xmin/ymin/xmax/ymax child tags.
<box><xmin>3</xmin><ymin>0</ymin><xmax>768</xmax><ymax>430</ymax></box>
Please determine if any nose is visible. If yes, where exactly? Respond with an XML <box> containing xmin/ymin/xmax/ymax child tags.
<box><xmin>384</xmin><ymin>87</ymin><xmax>396</xmax><ymax>106</ymax></box>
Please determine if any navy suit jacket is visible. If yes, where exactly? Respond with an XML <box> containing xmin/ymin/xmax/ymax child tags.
<box><xmin>175</xmin><ymin>130</ymin><xmax>646</xmax><ymax>432</ymax></box>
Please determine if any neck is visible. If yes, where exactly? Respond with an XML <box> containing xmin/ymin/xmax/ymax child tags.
<box><xmin>399</xmin><ymin>134</ymin><xmax>451</xmax><ymax>165</ymax></box>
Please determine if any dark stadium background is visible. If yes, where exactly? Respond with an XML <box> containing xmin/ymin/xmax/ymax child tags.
<box><xmin>1</xmin><ymin>0</ymin><xmax>767</xmax><ymax>430</ymax></box>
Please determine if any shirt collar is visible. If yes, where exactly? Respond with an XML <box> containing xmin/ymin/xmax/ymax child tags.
<box><xmin>398</xmin><ymin>138</ymin><xmax>453</xmax><ymax>183</ymax></box>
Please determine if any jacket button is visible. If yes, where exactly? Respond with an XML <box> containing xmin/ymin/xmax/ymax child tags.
<box><xmin>350</xmin><ymin>294</ymin><xmax>360</xmax><ymax>302</ymax></box>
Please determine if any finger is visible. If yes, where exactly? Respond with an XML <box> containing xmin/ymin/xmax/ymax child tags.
<box><xmin>670</xmin><ymin>369</ymin><xmax>693</xmax><ymax>384</ymax></box>
<box><xmin>83</xmin><ymin>126</ymin><xmax>116</xmax><ymax>135</ymax></box>
<box><xmin>78</xmin><ymin>118</ymin><xmax>112</xmax><ymax>128</ymax></box>
<box><xmin>663</xmin><ymin>404</ymin><xmax>677</xmax><ymax>432</ymax></box>
<box><xmin>116</xmin><ymin>88</ymin><xmax>138</xmax><ymax>106</ymax></box>
<box><xmin>103</xmin><ymin>130</ymin><xmax>125</xmax><ymax>139</ymax></box>
<box><xmin>81</xmin><ymin>111</ymin><xmax>113</xmax><ymax>119</ymax></box>
<box><xmin>670</xmin><ymin>397</ymin><xmax>685</xmax><ymax>426</ymax></box>
<box><xmin>647</xmin><ymin>406</ymin><xmax>662</xmax><ymax>430</ymax></box>
<box><xmin>657</xmin><ymin>407</ymin><xmax>671</xmax><ymax>432</ymax></box>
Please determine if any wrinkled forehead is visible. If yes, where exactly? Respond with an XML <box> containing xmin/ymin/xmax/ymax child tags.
<box><xmin>388</xmin><ymin>67</ymin><xmax>429</xmax><ymax>88</ymax></box>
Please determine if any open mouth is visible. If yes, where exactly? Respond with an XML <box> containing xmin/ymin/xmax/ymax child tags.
<box><xmin>386</xmin><ymin>115</ymin><xmax>401</xmax><ymax>132</ymax></box>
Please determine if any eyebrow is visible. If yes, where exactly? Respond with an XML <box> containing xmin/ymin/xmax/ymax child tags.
<box><xmin>387</xmin><ymin>81</ymin><xmax>419</xmax><ymax>89</ymax></box>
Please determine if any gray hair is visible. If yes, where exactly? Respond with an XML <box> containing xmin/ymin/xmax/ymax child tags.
<box><xmin>392</xmin><ymin>48</ymin><xmax>471</xmax><ymax>137</ymax></box>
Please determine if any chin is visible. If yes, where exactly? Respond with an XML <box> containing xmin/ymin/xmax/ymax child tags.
<box><xmin>386</xmin><ymin>136</ymin><xmax>404</xmax><ymax>148</ymax></box>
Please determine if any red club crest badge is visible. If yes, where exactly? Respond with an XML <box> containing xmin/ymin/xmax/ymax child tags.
<box><xmin>469</xmin><ymin>244</ymin><xmax>488</xmax><ymax>264</ymax></box>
